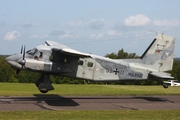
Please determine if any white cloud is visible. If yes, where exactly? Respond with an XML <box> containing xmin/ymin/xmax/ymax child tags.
<box><xmin>23</xmin><ymin>22</ymin><xmax>38</xmax><ymax>28</ymax></box>
<box><xmin>96</xmin><ymin>33</ymin><xmax>104</xmax><ymax>39</ymax></box>
<box><xmin>0</xmin><ymin>21</ymin><xmax>6</xmax><ymax>27</ymax></box>
<box><xmin>4</xmin><ymin>31</ymin><xmax>20</xmax><ymax>41</ymax></box>
<box><xmin>67</xmin><ymin>20</ymin><xmax>82</xmax><ymax>27</ymax></box>
<box><xmin>59</xmin><ymin>34</ymin><xmax>73</xmax><ymax>39</ymax></box>
<box><xmin>153</xmin><ymin>19</ymin><xmax>180</xmax><ymax>27</ymax></box>
<box><xmin>30</xmin><ymin>34</ymin><xmax>39</xmax><ymax>39</ymax></box>
<box><xmin>89</xmin><ymin>30</ymin><xmax>122</xmax><ymax>39</ymax></box>
<box><xmin>29</xmin><ymin>34</ymin><xmax>48</xmax><ymax>39</ymax></box>
<box><xmin>89</xmin><ymin>18</ymin><xmax>105</xmax><ymax>29</ymax></box>
<box><xmin>50</xmin><ymin>30</ymin><xmax>66</xmax><ymax>36</ymax></box>
<box><xmin>124</xmin><ymin>14</ymin><xmax>151</xmax><ymax>27</ymax></box>
<box><xmin>89</xmin><ymin>34</ymin><xmax>97</xmax><ymax>38</ymax></box>
<box><xmin>89</xmin><ymin>33</ymin><xmax>104</xmax><ymax>39</ymax></box>
<box><xmin>107</xmin><ymin>30</ymin><xmax>122</xmax><ymax>36</ymax></box>
<box><xmin>58</xmin><ymin>31</ymin><xmax>79</xmax><ymax>39</ymax></box>
<box><xmin>50</xmin><ymin>29</ymin><xmax>74</xmax><ymax>39</ymax></box>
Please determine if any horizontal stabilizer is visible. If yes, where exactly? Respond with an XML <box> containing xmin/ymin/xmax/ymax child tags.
<box><xmin>164</xmin><ymin>80</ymin><xmax>180</xmax><ymax>87</ymax></box>
<box><xmin>149</xmin><ymin>72</ymin><xmax>174</xmax><ymax>79</ymax></box>
<box><xmin>165</xmin><ymin>80</ymin><xmax>178</xmax><ymax>82</ymax></box>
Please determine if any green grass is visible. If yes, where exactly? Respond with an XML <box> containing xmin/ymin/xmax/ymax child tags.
<box><xmin>0</xmin><ymin>83</ymin><xmax>180</xmax><ymax>96</ymax></box>
<box><xmin>0</xmin><ymin>110</ymin><xmax>180</xmax><ymax>120</ymax></box>
<box><xmin>0</xmin><ymin>83</ymin><xmax>180</xmax><ymax>120</ymax></box>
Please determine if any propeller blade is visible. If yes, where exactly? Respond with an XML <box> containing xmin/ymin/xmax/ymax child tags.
<box><xmin>17</xmin><ymin>45</ymin><xmax>26</xmax><ymax>68</ymax></box>
<box><xmin>20</xmin><ymin>45</ymin><xmax>23</xmax><ymax>54</ymax></box>
<box><xmin>23</xmin><ymin>45</ymin><xmax>25</xmax><ymax>60</ymax></box>
<box><xmin>17</xmin><ymin>45</ymin><xmax>26</xmax><ymax>74</ymax></box>
<box><xmin>16</xmin><ymin>69</ymin><xmax>20</xmax><ymax>74</ymax></box>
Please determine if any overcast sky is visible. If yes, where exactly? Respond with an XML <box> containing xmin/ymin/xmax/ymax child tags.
<box><xmin>0</xmin><ymin>0</ymin><xmax>180</xmax><ymax>57</ymax></box>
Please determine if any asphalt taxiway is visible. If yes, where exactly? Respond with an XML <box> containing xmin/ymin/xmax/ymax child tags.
<box><xmin>0</xmin><ymin>95</ymin><xmax>180</xmax><ymax>111</ymax></box>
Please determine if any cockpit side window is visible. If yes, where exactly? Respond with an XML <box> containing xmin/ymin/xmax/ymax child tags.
<box><xmin>34</xmin><ymin>51</ymin><xmax>43</xmax><ymax>60</ymax></box>
<box><xmin>26</xmin><ymin>48</ymin><xmax>38</xmax><ymax>56</ymax></box>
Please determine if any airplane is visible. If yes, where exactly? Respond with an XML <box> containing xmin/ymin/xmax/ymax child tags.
<box><xmin>5</xmin><ymin>33</ymin><xmax>175</xmax><ymax>93</ymax></box>
<box><xmin>163</xmin><ymin>80</ymin><xmax>180</xmax><ymax>88</ymax></box>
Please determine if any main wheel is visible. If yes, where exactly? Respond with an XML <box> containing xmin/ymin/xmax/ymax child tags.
<box><xmin>40</xmin><ymin>89</ymin><xmax>48</xmax><ymax>93</ymax></box>
<box><xmin>163</xmin><ymin>84</ymin><xmax>169</xmax><ymax>89</ymax></box>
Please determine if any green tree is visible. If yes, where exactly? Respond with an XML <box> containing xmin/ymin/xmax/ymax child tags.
<box><xmin>0</xmin><ymin>56</ymin><xmax>15</xmax><ymax>82</ymax></box>
<box><xmin>8</xmin><ymin>75</ymin><xmax>19</xmax><ymax>83</ymax></box>
<box><xmin>169</xmin><ymin>60</ymin><xmax>180</xmax><ymax>82</ymax></box>
<box><xmin>1</xmin><ymin>54</ymin><xmax>180</xmax><ymax>84</ymax></box>
<box><xmin>105</xmin><ymin>49</ymin><xmax>139</xmax><ymax>59</ymax></box>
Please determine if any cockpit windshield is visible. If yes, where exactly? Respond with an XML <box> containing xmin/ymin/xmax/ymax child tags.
<box><xmin>26</xmin><ymin>48</ymin><xmax>38</xmax><ymax>56</ymax></box>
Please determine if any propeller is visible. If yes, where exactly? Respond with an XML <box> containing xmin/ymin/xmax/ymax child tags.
<box><xmin>20</xmin><ymin>45</ymin><xmax>23</xmax><ymax>54</ymax></box>
<box><xmin>22</xmin><ymin>45</ymin><xmax>26</xmax><ymax>63</ymax></box>
<box><xmin>16</xmin><ymin>69</ymin><xmax>20</xmax><ymax>74</ymax></box>
<box><xmin>16</xmin><ymin>45</ymin><xmax>26</xmax><ymax>74</ymax></box>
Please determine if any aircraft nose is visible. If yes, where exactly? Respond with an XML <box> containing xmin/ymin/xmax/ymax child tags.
<box><xmin>6</xmin><ymin>54</ymin><xmax>18</xmax><ymax>63</ymax></box>
<box><xmin>5</xmin><ymin>54</ymin><xmax>22</xmax><ymax>68</ymax></box>
<box><xmin>6</xmin><ymin>55</ymin><xmax>14</xmax><ymax>61</ymax></box>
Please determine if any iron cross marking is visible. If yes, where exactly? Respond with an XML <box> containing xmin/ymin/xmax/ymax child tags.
<box><xmin>113</xmin><ymin>68</ymin><xmax>119</xmax><ymax>75</ymax></box>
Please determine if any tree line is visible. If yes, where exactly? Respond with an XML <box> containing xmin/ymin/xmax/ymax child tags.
<box><xmin>0</xmin><ymin>49</ymin><xmax>180</xmax><ymax>85</ymax></box>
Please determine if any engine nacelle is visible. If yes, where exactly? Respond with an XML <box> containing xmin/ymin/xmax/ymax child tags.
<box><xmin>25</xmin><ymin>59</ymin><xmax>52</xmax><ymax>72</ymax></box>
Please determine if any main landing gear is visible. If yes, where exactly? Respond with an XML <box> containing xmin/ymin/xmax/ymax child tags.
<box><xmin>35</xmin><ymin>73</ymin><xmax>54</xmax><ymax>93</ymax></box>
<box><xmin>163</xmin><ymin>83</ymin><xmax>169</xmax><ymax>89</ymax></box>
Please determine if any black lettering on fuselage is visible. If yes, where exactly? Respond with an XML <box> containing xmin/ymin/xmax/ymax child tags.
<box><xmin>128</xmin><ymin>72</ymin><xmax>142</xmax><ymax>78</ymax></box>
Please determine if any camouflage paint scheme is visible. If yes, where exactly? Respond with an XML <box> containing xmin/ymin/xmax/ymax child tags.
<box><xmin>5</xmin><ymin>33</ymin><xmax>175</xmax><ymax>93</ymax></box>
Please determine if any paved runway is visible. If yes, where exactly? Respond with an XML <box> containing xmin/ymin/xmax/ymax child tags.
<box><xmin>0</xmin><ymin>95</ymin><xmax>180</xmax><ymax>111</ymax></box>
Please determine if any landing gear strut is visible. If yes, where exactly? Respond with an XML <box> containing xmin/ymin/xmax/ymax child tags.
<box><xmin>35</xmin><ymin>73</ymin><xmax>54</xmax><ymax>93</ymax></box>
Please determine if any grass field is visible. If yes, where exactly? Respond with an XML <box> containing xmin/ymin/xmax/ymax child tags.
<box><xmin>0</xmin><ymin>83</ymin><xmax>180</xmax><ymax>96</ymax></box>
<box><xmin>0</xmin><ymin>110</ymin><xmax>180</xmax><ymax>120</ymax></box>
<box><xmin>0</xmin><ymin>83</ymin><xmax>180</xmax><ymax>120</ymax></box>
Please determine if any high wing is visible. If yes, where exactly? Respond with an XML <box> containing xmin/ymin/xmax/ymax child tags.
<box><xmin>45</xmin><ymin>41</ymin><xmax>91</xmax><ymax>57</ymax></box>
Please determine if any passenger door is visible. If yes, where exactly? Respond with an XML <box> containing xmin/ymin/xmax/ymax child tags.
<box><xmin>76</xmin><ymin>58</ymin><xmax>95</xmax><ymax>80</ymax></box>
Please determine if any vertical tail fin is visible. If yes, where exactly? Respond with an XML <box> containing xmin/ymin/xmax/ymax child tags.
<box><xmin>140</xmin><ymin>33</ymin><xmax>175</xmax><ymax>72</ymax></box>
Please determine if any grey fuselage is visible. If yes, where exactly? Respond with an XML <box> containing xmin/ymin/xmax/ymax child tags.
<box><xmin>5</xmin><ymin>33</ymin><xmax>175</xmax><ymax>82</ymax></box>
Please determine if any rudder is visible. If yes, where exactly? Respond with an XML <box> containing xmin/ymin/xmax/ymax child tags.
<box><xmin>140</xmin><ymin>33</ymin><xmax>175</xmax><ymax>72</ymax></box>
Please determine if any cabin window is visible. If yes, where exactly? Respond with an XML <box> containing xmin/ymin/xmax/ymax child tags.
<box><xmin>49</xmin><ymin>55</ymin><xmax>53</xmax><ymax>61</ymax></box>
<box><xmin>87</xmin><ymin>62</ymin><xmax>93</xmax><ymax>67</ymax></box>
<box><xmin>64</xmin><ymin>58</ymin><xmax>70</xmax><ymax>63</ymax></box>
<box><xmin>78</xmin><ymin>60</ymin><xmax>84</xmax><ymax>65</ymax></box>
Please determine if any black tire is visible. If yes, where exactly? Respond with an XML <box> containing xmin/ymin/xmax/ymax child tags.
<box><xmin>163</xmin><ymin>84</ymin><xmax>169</xmax><ymax>89</ymax></box>
<box><xmin>40</xmin><ymin>89</ymin><xmax>48</xmax><ymax>93</ymax></box>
